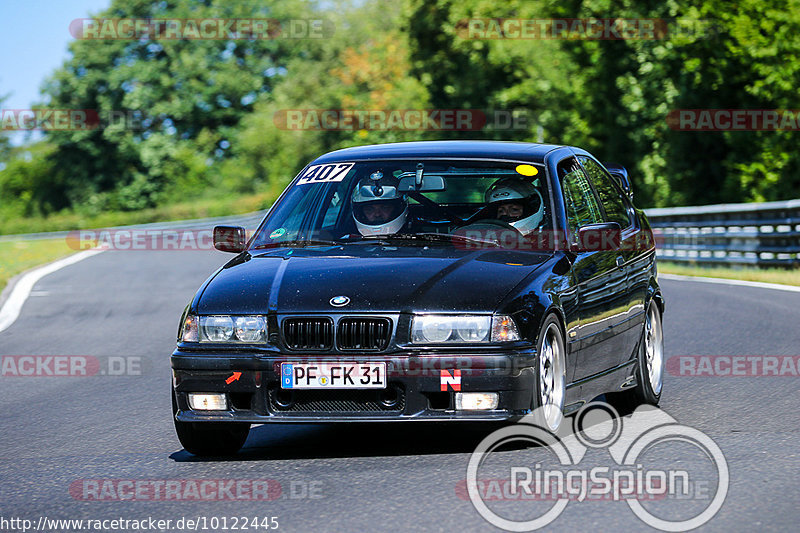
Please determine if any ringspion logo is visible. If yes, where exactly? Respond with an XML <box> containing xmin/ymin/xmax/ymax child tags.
<box><xmin>465</xmin><ymin>403</ymin><xmax>728</xmax><ymax>531</ymax></box>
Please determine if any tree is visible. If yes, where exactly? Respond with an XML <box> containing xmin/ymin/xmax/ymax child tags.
<box><xmin>36</xmin><ymin>0</ymin><xmax>324</xmax><ymax>212</ymax></box>
<box><xmin>234</xmin><ymin>0</ymin><xmax>430</xmax><ymax>189</ymax></box>
<box><xmin>403</xmin><ymin>0</ymin><xmax>800</xmax><ymax>207</ymax></box>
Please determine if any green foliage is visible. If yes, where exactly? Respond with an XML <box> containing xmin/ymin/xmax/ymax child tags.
<box><xmin>403</xmin><ymin>0</ymin><xmax>800</xmax><ymax>207</ymax></box>
<box><xmin>0</xmin><ymin>142</ymin><xmax>60</xmax><ymax>218</ymax></box>
<box><xmin>234</xmin><ymin>0</ymin><xmax>431</xmax><ymax>188</ymax></box>
<box><xmin>0</xmin><ymin>93</ymin><xmax>10</xmax><ymax>163</ymax></box>
<box><xmin>1</xmin><ymin>0</ymin><xmax>800</xmax><ymax>235</ymax></box>
<box><xmin>15</xmin><ymin>0</ymin><xmax>321</xmax><ymax>218</ymax></box>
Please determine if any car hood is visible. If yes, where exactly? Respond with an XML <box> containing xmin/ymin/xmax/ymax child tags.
<box><xmin>196</xmin><ymin>245</ymin><xmax>552</xmax><ymax>315</ymax></box>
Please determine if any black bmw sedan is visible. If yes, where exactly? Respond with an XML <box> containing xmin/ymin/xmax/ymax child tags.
<box><xmin>171</xmin><ymin>141</ymin><xmax>665</xmax><ymax>456</ymax></box>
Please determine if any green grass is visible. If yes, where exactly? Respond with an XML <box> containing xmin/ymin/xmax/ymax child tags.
<box><xmin>658</xmin><ymin>261</ymin><xmax>800</xmax><ymax>287</ymax></box>
<box><xmin>0</xmin><ymin>191</ymin><xmax>281</xmax><ymax>294</ymax></box>
<box><xmin>0</xmin><ymin>239</ymin><xmax>79</xmax><ymax>295</ymax></box>
<box><xmin>0</xmin><ymin>192</ymin><xmax>274</xmax><ymax>236</ymax></box>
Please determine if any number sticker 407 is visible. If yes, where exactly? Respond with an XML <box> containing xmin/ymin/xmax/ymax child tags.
<box><xmin>296</xmin><ymin>162</ymin><xmax>355</xmax><ymax>185</ymax></box>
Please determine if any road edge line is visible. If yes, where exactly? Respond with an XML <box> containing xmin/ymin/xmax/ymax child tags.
<box><xmin>0</xmin><ymin>249</ymin><xmax>105</xmax><ymax>334</ymax></box>
<box><xmin>659</xmin><ymin>273</ymin><xmax>800</xmax><ymax>293</ymax></box>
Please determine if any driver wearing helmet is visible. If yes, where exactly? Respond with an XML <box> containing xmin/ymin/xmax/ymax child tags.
<box><xmin>484</xmin><ymin>177</ymin><xmax>545</xmax><ymax>236</ymax></box>
<box><xmin>351</xmin><ymin>171</ymin><xmax>409</xmax><ymax>236</ymax></box>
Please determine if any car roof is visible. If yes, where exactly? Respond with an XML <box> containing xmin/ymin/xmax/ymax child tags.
<box><xmin>311</xmin><ymin>140</ymin><xmax>567</xmax><ymax>165</ymax></box>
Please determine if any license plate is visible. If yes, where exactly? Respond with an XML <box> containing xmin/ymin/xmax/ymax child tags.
<box><xmin>280</xmin><ymin>362</ymin><xmax>386</xmax><ymax>389</ymax></box>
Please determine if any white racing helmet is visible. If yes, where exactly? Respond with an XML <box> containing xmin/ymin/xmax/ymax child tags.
<box><xmin>485</xmin><ymin>177</ymin><xmax>545</xmax><ymax>236</ymax></box>
<box><xmin>351</xmin><ymin>172</ymin><xmax>409</xmax><ymax>236</ymax></box>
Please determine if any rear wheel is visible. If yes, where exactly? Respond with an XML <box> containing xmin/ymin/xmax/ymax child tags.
<box><xmin>172</xmin><ymin>390</ymin><xmax>250</xmax><ymax>456</ymax></box>
<box><xmin>532</xmin><ymin>315</ymin><xmax>567</xmax><ymax>432</ymax></box>
<box><xmin>607</xmin><ymin>301</ymin><xmax>664</xmax><ymax>413</ymax></box>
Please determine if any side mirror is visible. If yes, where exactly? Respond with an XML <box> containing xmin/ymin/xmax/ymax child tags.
<box><xmin>213</xmin><ymin>225</ymin><xmax>247</xmax><ymax>253</ymax></box>
<box><xmin>604</xmin><ymin>163</ymin><xmax>633</xmax><ymax>201</ymax></box>
<box><xmin>573</xmin><ymin>222</ymin><xmax>622</xmax><ymax>252</ymax></box>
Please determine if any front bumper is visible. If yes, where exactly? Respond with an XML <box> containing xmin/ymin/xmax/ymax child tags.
<box><xmin>172</xmin><ymin>350</ymin><xmax>536</xmax><ymax>423</ymax></box>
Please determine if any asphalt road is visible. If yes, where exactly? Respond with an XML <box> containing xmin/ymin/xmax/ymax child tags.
<box><xmin>0</xmin><ymin>248</ymin><xmax>797</xmax><ymax>532</ymax></box>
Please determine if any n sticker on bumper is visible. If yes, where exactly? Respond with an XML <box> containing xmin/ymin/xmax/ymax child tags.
<box><xmin>440</xmin><ymin>369</ymin><xmax>461</xmax><ymax>391</ymax></box>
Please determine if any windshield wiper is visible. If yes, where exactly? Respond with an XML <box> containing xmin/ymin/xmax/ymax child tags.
<box><xmin>251</xmin><ymin>239</ymin><xmax>340</xmax><ymax>250</ymax></box>
<box><xmin>359</xmin><ymin>233</ymin><xmax>499</xmax><ymax>248</ymax></box>
<box><xmin>252</xmin><ymin>234</ymin><xmax>499</xmax><ymax>250</ymax></box>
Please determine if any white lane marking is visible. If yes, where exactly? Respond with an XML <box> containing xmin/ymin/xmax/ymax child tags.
<box><xmin>0</xmin><ymin>249</ymin><xmax>104</xmax><ymax>333</ymax></box>
<box><xmin>659</xmin><ymin>273</ymin><xmax>800</xmax><ymax>293</ymax></box>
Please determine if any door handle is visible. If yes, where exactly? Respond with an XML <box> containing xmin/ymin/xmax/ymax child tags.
<box><xmin>615</xmin><ymin>256</ymin><xmax>625</xmax><ymax>269</ymax></box>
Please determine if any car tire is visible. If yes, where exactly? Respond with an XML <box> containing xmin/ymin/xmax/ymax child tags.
<box><xmin>531</xmin><ymin>314</ymin><xmax>567</xmax><ymax>433</ymax></box>
<box><xmin>607</xmin><ymin>301</ymin><xmax>664</xmax><ymax>414</ymax></box>
<box><xmin>172</xmin><ymin>389</ymin><xmax>250</xmax><ymax>456</ymax></box>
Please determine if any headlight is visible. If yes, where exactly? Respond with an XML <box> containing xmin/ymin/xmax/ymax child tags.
<box><xmin>457</xmin><ymin>316</ymin><xmax>491</xmax><ymax>341</ymax></box>
<box><xmin>234</xmin><ymin>316</ymin><xmax>266</xmax><ymax>342</ymax></box>
<box><xmin>202</xmin><ymin>315</ymin><xmax>234</xmax><ymax>342</ymax></box>
<box><xmin>418</xmin><ymin>316</ymin><xmax>459</xmax><ymax>342</ymax></box>
<box><xmin>411</xmin><ymin>315</ymin><xmax>519</xmax><ymax>343</ymax></box>
<box><xmin>180</xmin><ymin>314</ymin><xmax>267</xmax><ymax>343</ymax></box>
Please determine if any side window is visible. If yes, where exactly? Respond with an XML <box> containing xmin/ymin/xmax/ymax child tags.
<box><xmin>317</xmin><ymin>173</ymin><xmax>354</xmax><ymax>232</ymax></box>
<box><xmin>321</xmin><ymin>191</ymin><xmax>342</xmax><ymax>228</ymax></box>
<box><xmin>579</xmin><ymin>156</ymin><xmax>632</xmax><ymax>228</ymax></box>
<box><xmin>558</xmin><ymin>157</ymin><xmax>602</xmax><ymax>236</ymax></box>
<box><xmin>278</xmin><ymin>187</ymin><xmax>319</xmax><ymax>241</ymax></box>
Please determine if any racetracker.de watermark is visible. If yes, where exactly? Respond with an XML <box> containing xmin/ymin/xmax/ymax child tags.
<box><xmin>0</xmin><ymin>356</ymin><xmax>144</xmax><ymax>377</ymax></box>
<box><xmin>273</xmin><ymin>109</ymin><xmax>530</xmax><ymax>131</ymax></box>
<box><xmin>1</xmin><ymin>109</ymin><xmax>142</xmax><ymax>131</ymax></box>
<box><xmin>667</xmin><ymin>109</ymin><xmax>800</xmax><ymax>131</ymax></box>
<box><xmin>65</xmin><ymin>229</ymin><xmax>239</xmax><ymax>251</ymax></box>
<box><xmin>452</xmin><ymin>227</ymin><xmax>659</xmax><ymax>252</ymax></box>
<box><xmin>69</xmin><ymin>18</ymin><xmax>333</xmax><ymax>40</ymax></box>
<box><xmin>667</xmin><ymin>355</ymin><xmax>800</xmax><ymax>377</ymax></box>
<box><xmin>69</xmin><ymin>479</ymin><xmax>322</xmax><ymax>501</ymax></box>
<box><xmin>456</xmin><ymin>18</ymin><xmax>718</xmax><ymax>40</ymax></box>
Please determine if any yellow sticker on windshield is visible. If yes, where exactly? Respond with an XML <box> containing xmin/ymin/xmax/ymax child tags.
<box><xmin>515</xmin><ymin>164</ymin><xmax>538</xmax><ymax>176</ymax></box>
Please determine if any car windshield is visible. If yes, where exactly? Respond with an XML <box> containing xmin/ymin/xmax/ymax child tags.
<box><xmin>249</xmin><ymin>159</ymin><xmax>551</xmax><ymax>250</ymax></box>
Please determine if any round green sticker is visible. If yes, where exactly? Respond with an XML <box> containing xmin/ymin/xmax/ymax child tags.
<box><xmin>269</xmin><ymin>228</ymin><xmax>286</xmax><ymax>239</ymax></box>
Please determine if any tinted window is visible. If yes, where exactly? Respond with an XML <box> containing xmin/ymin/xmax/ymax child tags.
<box><xmin>320</xmin><ymin>177</ymin><xmax>352</xmax><ymax>229</ymax></box>
<box><xmin>559</xmin><ymin>157</ymin><xmax>602</xmax><ymax>235</ymax></box>
<box><xmin>248</xmin><ymin>159</ymin><xmax>551</xmax><ymax>249</ymax></box>
<box><xmin>579</xmin><ymin>156</ymin><xmax>632</xmax><ymax>228</ymax></box>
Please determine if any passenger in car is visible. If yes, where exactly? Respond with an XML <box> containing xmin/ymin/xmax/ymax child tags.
<box><xmin>484</xmin><ymin>177</ymin><xmax>545</xmax><ymax>236</ymax></box>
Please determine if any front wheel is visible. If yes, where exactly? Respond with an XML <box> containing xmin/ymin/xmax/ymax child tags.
<box><xmin>531</xmin><ymin>314</ymin><xmax>567</xmax><ymax>432</ymax></box>
<box><xmin>607</xmin><ymin>301</ymin><xmax>664</xmax><ymax>413</ymax></box>
<box><xmin>172</xmin><ymin>390</ymin><xmax>250</xmax><ymax>456</ymax></box>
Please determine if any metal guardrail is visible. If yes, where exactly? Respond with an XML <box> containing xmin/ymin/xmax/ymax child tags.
<box><xmin>0</xmin><ymin>210</ymin><xmax>268</xmax><ymax>242</ymax></box>
<box><xmin>644</xmin><ymin>199</ymin><xmax>800</xmax><ymax>267</ymax></box>
<box><xmin>5</xmin><ymin>200</ymin><xmax>800</xmax><ymax>267</ymax></box>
